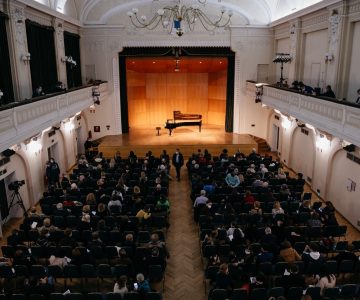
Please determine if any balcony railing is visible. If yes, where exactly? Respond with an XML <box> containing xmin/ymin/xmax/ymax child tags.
<box><xmin>246</xmin><ymin>81</ymin><xmax>360</xmax><ymax>146</ymax></box>
<box><xmin>0</xmin><ymin>81</ymin><xmax>108</xmax><ymax>152</ymax></box>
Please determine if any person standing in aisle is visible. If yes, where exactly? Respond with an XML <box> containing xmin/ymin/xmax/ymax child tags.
<box><xmin>172</xmin><ymin>148</ymin><xmax>184</xmax><ymax>181</ymax></box>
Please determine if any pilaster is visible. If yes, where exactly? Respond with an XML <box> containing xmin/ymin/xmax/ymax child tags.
<box><xmin>288</xmin><ymin>19</ymin><xmax>301</xmax><ymax>84</ymax></box>
<box><xmin>53</xmin><ymin>18</ymin><xmax>67</xmax><ymax>87</ymax></box>
<box><xmin>6</xmin><ymin>0</ymin><xmax>32</xmax><ymax>100</ymax></box>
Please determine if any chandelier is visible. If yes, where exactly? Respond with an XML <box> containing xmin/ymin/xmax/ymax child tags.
<box><xmin>127</xmin><ymin>0</ymin><xmax>233</xmax><ymax>37</ymax></box>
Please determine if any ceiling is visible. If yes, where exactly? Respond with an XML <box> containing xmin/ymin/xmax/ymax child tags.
<box><xmin>34</xmin><ymin>0</ymin><xmax>326</xmax><ymax>26</ymax></box>
<box><xmin>126</xmin><ymin>57</ymin><xmax>228</xmax><ymax>73</ymax></box>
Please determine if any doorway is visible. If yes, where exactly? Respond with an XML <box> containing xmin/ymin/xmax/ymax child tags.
<box><xmin>76</xmin><ymin>126</ymin><xmax>86</xmax><ymax>155</ymax></box>
<box><xmin>271</xmin><ymin>124</ymin><xmax>280</xmax><ymax>151</ymax></box>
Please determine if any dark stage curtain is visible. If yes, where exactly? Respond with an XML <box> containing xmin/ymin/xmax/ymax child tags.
<box><xmin>119</xmin><ymin>47</ymin><xmax>235</xmax><ymax>132</ymax></box>
<box><xmin>0</xmin><ymin>12</ymin><xmax>14</xmax><ymax>105</ymax></box>
<box><xmin>26</xmin><ymin>20</ymin><xmax>58</xmax><ymax>94</ymax></box>
<box><xmin>119</xmin><ymin>55</ymin><xmax>129</xmax><ymax>133</ymax></box>
<box><xmin>64</xmin><ymin>31</ymin><xmax>82</xmax><ymax>88</ymax></box>
<box><xmin>225</xmin><ymin>55</ymin><xmax>235</xmax><ymax>132</ymax></box>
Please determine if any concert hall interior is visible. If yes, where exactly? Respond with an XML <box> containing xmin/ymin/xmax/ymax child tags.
<box><xmin>1</xmin><ymin>1</ymin><xmax>360</xmax><ymax>300</ymax></box>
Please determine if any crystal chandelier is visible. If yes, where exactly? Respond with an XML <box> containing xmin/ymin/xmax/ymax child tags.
<box><xmin>127</xmin><ymin>0</ymin><xmax>233</xmax><ymax>37</ymax></box>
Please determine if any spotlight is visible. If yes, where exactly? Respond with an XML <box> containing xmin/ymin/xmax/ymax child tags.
<box><xmin>343</xmin><ymin>144</ymin><xmax>355</xmax><ymax>152</ymax></box>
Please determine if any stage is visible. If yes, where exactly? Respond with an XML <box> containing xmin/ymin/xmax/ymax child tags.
<box><xmin>97</xmin><ymin>124</ymin><xmax>258</xmax><ymax>158</ymax></box>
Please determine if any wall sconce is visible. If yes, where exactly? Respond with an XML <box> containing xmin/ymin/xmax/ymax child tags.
<box><xmin>89</xmin><ymin>104</ymin><xmax>96</xmax><ymax>113</ymax></box>
<box><xmin>61</xmin><ymin>56</ymin><xmax>77</xmax><ymax>66</ymax></box>
<box><xmin>281</xmin><ymin>116</ymin><xmax>292</xmax><ymax>129</ymax></box>
<box><xmin>28</xmin><ymin>138</ymin><xmax>42</xmax><ymax>154</ymax></box>
<box><xmin>106</xmin><ymin>125</ymin><xmax>110</xmax><ymax>130</ymax></box>
<box><xmin>21</xmin><ymin>53</ymin><xmax>31</xmax><ymax>63</ymax></box>
<box><xmin>325</xmin><ymin>53</ymin><xmax>334</xmax><ymax>64</ymax></box>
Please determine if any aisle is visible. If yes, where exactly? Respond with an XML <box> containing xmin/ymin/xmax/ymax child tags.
<box><xmin>163</xmin><ymin>167</ymin><xmax>206</xmax><ymax>300</ymax></box>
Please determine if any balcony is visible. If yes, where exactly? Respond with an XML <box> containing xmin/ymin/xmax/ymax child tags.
<box><xmin>0</xmin><ymin>82</ymin><xmax>108</xmax><ymax>152</ymax></box>
<box><xmin>246</xmin><ymin>81</ymin><xmax>360</xmax><ymax>146</ymax></box>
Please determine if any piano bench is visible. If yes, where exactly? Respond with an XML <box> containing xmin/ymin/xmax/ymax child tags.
<box><xmin>156</xmin><ymin>127</ymin><xmax>161</xmax><ymax>136</ymax></box>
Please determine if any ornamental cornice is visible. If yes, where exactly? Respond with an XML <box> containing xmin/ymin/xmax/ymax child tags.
<box><xmin>25</xmin><ymin>8</ymin><xmax>52</xmax><ymax>26</ymax></box>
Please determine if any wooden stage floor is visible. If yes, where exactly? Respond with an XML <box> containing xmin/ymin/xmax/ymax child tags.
<box><xmin>98</xmin><ymin>124</ymin><xmax>258</xmax><ymax>158</ymax></box>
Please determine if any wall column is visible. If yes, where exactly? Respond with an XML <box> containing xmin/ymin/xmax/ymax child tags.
<box><xmin>288</xmin><ymin>19</ymin><xmax>301</xmax><ymax>84</ymax></box>
<box><xmin>53</xmin><ymin>18</ymin><xmax>67</xmax><ymax>87</ymax></box>
<box><xmin>6</xmin><ymin>1</ymin><xmax>32</xmax><ymax>100</ymax></box>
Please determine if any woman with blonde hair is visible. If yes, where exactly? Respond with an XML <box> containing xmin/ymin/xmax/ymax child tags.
<box><xmin>272</xmin><ymin>201</ymin><xmax>285</xmax><ymax>217</ymax></box>
<box><xmin>250</xmin><ymin>201</ymin><xmax>262</xmax><ymax>215</ymax></box>
<box><xmin>85</xmin><ymin>192</ymin><xmax>96</xmax><ymax>205</ymax></box>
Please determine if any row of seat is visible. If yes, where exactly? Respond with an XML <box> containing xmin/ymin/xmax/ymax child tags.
<box><xmin>209</xmin><ymin>284</ymin><xmax>359</xmax><ymax>300</ymax></box>
<box><xmin>205</xmin><ymin>259</ymin><xmax>360</xmax><ymax>278</ymax></box>
<box><xmin>0</xmin><ymin>264</ymin><xmax>163</xmax><ymax>286</ymax></box>
<box><xmin>0</xmin><ymin>292</ymin><xmax>162</xmax><ymax>300</ymax></box>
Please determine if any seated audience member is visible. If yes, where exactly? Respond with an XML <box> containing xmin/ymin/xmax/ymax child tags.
<box><xmin>302</xmin><ymin>243</ymin><xmax>325</xmax><ymax>265</ymax></box>
<box><xmin>13</xmin><ymin>249</ymin><xmax>35</xmax><ymax>267</ymax></box>
<box><xmin>25</xmin><ymin>276</ymin><xmax>54</xmax><ymax>297</ymax></box>
<box><xmin>136</xmin><ymin>205</ymin><xmax>152</xmax><ymax>221</ymax></box>
<box><xmin>250</xmin><ymin>273</ymin><xmax>267</xmax><ymax>291</ymax></box>
<box><xmin>156</xmin><ymin>195</ymin><xmax>170</xmax><ymax>213</ymax></box>
<box><xmin>225</xmin><ymin>170</ymin><xmax>240</xmax><ymax>188</ymax></box>
<box><xmin>114</xmin><ymin>275</ymin><xmax>128</xmax><ymax>298</ymax></box>
<box><xmin>299</xmin><ymin>200</ymin><xmax>312</xmax><ymax>213</ymax></box>
<box><xmin>7</xmin><ymin>229</ymin><xmax>24</xmax><ymax>246</ymax></box>
<box><xmin>147</xmin><ymin>233</ymin><xmax>170</xmax><ymax>259</ymax></box>
<box><xmin>215</xmin><ymin>263</ymin><xmax>233</xmax><ymax>292</ymax></box>
<box><xmin>290</xmin><ymin>81</ymin><xmax>300</xmax><ymax>90</ymax></box>
<box><xmin>52</xmin><ymin>81</ymin><xmax>66</xmax><ymax>93</ymax></box>
<box><xmin>298</xmin><ymin>81</ymin><xmax>314</xmax><ymax>94</ymax></box>
<box><xmin>37</xmin><ymin>218</ymin><xmax>58</xmax><ymax>233</ymax></box>
<box><xmin>244</xmin><ymin>190</ymin><xmax>255</xmax><ymax>205</ymax></box>
<box><xmin>321</xmin><ymin>85</ymin><xmax>336</xmax><ymax>98</ymax></box>
<box><xmin>194</xmin><ymin>190</ymin><xmax>208</xmax><ymax>208</ymax></box>
<box><xmin>356</xmin><ymin>88</ymin><xmax>360</xmax><ymax>104</ymax></box>
<box><xmin>307</xmin><ymin>212</ymin><xmax>322</xmax><ymax>227</ymax></box>
<box><xmin>280</xmin><ymin>264</ymin><xmax>306</xmax><ymax>290</ymax></box>
<box><xmin>108</xmin><ymin>195</ymin><xmax>122</xmax><ymax>212</ymax></box>
<box><xmin>315</xmin><ymin>266</ymin><xmax>336</xmax><ymax>296</ymax></box>
<box><xmin>59</xmin><ymin>228</ymin><xmax>78</xmax><ymax>248</ymax></box>
<box><xmin>249</xmin><ymin>201</ymin><xmax>262</xmax><ymax>215</ymax></box>
<box><xmin>279</xmin><ymin>241</ymin><xmax>301</xmax><ymax>263</ymax></box>
<box><xmin>272</xmin><ymin>201</ymin><xmax>285</xmax><ymax>218</ymax></box>
<box><xmin>276</xmin><ymin>168</ymin><xmax>287</xmax><ymax>179</ymax></box>
<box><xmin>257</xmin><ymin>245</ymin><xmax>274</xmax><ymax>263</ymax></box>
<box><xmin>261</xmin><ymin>227</ymin><xmax>277</xmax><ymax>249</ymax></box>
<box><xmin>135</xmin><ymin>273</ymin><xmax>151</xmax><ymax>294</ymax></box>
<box><xmin>85</xmin><ymin>192</ymin><xmax>97</xmax><ymax>205</ymax></box>
<box><xmin>32</xmin><ymin>85</ymin><xmax>45</xmax><ymax>97</ymax></box>
<box><xmin>49</xmin><ymin>248</ymin><xmax>68</xmax><ymax>269</ymax></box>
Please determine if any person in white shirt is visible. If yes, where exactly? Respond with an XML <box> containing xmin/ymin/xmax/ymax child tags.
<box><xmin>315</xmin><ymin>266</ymin><xmax>336</xmax><ymax>296</ymax></box>
<box><xmin>114</xmin><ymin>275</ymin><xmax>128</xmax><ymax>298</ymax></box>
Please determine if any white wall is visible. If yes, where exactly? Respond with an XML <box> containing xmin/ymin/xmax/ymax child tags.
<box><xmin>346</xmin><ymin>21</ymin><xmax>360</xmax><ymax>102</ymax></box>
<box><xmin>327</xmin><ymin>150</ymin><xmax>360</xmax><ymax>229</ymax></box>
<box><xmin>302</xmin><ymin>29</ymin><xmax>328</xmax><ymax>88</ymax></box>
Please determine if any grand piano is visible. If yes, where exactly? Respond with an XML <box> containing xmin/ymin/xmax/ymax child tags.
<box><xmin>164</xmin><ymin>111</ymin><xmax>202</xmax><ymax>135</ymax></box>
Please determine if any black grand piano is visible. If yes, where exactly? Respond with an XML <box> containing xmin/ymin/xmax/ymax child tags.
<box><xmin>164</xmin><ymin>111</ymin><xmax>202</xmax><ymax>135</ymax></box>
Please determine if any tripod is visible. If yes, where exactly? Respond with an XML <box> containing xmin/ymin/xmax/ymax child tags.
<box><xmin>8</xmin><ymin>189</ymin><xmax>28</xmax><ymax>218</ymax></box>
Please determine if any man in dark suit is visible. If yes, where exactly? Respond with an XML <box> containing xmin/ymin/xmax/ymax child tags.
<box><xmin>172</xmin><ymin>148</ymin><xmax>184</xmax><ymax>181</ymax></box>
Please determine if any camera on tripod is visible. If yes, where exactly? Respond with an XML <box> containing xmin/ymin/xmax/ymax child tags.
<box><xmin>8</xmin><ymin>180</ymin><xmax>25</xmax><ymax>191</ymax></box>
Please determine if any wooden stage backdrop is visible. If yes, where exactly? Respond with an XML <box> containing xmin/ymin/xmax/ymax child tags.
<box><xmin>127</xmin><ymin>70</ymin><xmax>227</xmax><ymax>127</ymax></box>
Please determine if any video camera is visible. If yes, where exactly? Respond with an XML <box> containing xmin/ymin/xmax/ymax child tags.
<box><xmin>8</xmin><ymin>180</ymin><xmax>25</xmax><ymax>191</ymax></box>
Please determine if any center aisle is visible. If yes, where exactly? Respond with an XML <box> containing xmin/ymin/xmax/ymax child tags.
<box><xmin>163</xmin><ymin>166</ymin><xmax>206</xmax><ymax>300</ymax></box>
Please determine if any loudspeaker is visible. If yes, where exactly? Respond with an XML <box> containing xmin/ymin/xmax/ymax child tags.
<box><xmin>343</xmin><ymin>144</ymin><xmax>355</xmax><ymax>152</ymax></box>
<box><xmin>2</xmin><ymin>149</ymin><xmax>15</xmax><ymax>157</ymax></box>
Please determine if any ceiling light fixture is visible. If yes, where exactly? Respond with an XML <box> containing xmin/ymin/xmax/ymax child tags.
<box><xmin>127</xmin><ymin>0</ymin><xmax>232</xmax><ymax>37</ymax></box>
